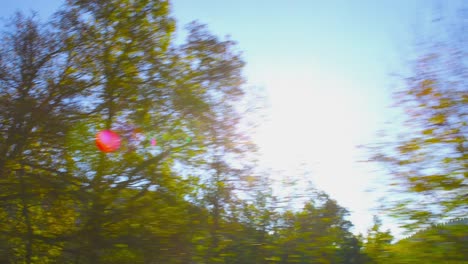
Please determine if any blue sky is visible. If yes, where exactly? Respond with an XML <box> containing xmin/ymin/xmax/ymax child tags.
<box><xmin>1</xmin><ymin>0</ymin><xmax>462</xmax><ymax>238</ymax></box>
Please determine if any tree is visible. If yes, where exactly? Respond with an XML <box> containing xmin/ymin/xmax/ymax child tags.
<box><xmin>230</xmin><ymin>176</ymin><xmax>281</xmax><ymax>264</ymax></box>
<box><xmin>363</xmin><ymin>216</ymin><xmax>393</xmax><ymax>264</ymax></box>
<box><xmin>0</xmin><ymin>0</ymin><xmax>260</xmax><ymax>262</ymax></box>
<box><xmin>272</xmin><ymin>192</ymin><xmax>363</xmax><ymax>264</ymax></box>
<box><xmin>0</xmin><ymin>12</ymin><xmax>88</xmax><ymax>263</ymax></box>
<box><xmin>49</xmin><ymin>0</ymin><xmax>189</xmax><ymax>261</ymax></box>
<box><xmin>174</xmin><ymin>22</ymin><xmax>261</xmax><ymax>263</ymax></box>
<box><xmin>366</xmin><ymin>2</ymin><xmax>467</xmax><ymax>231</ymax></box>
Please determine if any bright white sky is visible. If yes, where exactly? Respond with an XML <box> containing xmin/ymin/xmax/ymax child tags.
<box><xmin>248</xmin><ymin>57</ymin><xmax>394</xmax><ymax>236</ymax></box>
<box><xmin>1</xmin><ymin>0</ymin><xmax>464</xmax><ymax>238</ymax></box>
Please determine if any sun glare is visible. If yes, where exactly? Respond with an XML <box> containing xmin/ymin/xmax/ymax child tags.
<box><xmin>252</xmin><ymin>66</ymin><xmax>380</xmax><ymax>234</ymax></box>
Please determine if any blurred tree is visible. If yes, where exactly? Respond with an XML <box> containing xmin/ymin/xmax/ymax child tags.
<box><xmin>51</xmin><ymin>0</ymin><xmax>190</xmax><ymax>261</ymax></box>
<box><xmin>366</xmin><ymin>2</ymin><xmax>467</xmax><ymax>231</ymax></box>
<box><xmin>273</xmin><ymin>193</ymin><xmax>364</xmax><ymax>264</ymax></box>
<box><xmin>230</xmin><ymin>176</ymin><xmax>280</xmax><ymax>264</ymax></box>
<box><xmin>0</xmin><ymin>0</ymin><xmax>257</xmax><ymax>262</ymax></box>
<box><xmin>0</xmin><ymin>13</ymin><xmax>87</xmax><ymax>263</ymax></box>
<box><xmin>363</xmin><ymin>216</ymin><xmax>393</xmax><ymax>264</ymax></box>
<box><xmin>175</xmin><ymin>22</ymin><xmax>261</xmax><ymax>263</ymax></box>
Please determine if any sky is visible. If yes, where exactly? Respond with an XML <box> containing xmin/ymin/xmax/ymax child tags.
<box><xmin>169</xmin><ymin>0</ymin><xmax>433</xmax><ymax>237</ymax></box>
<box><xmin>0</xmin><ymin>0</ymin><xmax>461</xmax><ymax>238</ymax></box>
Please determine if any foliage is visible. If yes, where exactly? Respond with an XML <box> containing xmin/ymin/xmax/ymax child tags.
<box><xmin>0</xmin><ymin>1</ymin><xmax>370</xmax><ymax>263</ymax></box>
<box><xmin>389</xmin><ymin>218</ymin><xmax>468</xmax><ymax>264</ymax></box>
<box><xmin>362</xmin><ymin>3</ymin><xmax>467</xmax><ymax>263</ymax></box>
<box><xmin>362</xmin><ymin>216</ymin><xmax>393</xmax><ymax>264</ymax></box>
<box><xmin>365</xmin><ymin>3</ymin><xmax>467</xmax><ymax>231</ymax></box>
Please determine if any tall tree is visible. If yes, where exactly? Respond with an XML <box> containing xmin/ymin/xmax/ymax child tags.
<box><xmin>0</xmin><ymin>12</ymin><xmax>88</xmax><ymax>263</ymax></box>
<box><xmin>63</xmin><ymin>0</ymin><xmax>258</xmax><ymax>262</ymax></box>
<box><xmin>51</xmin><ymin>0</ymin><xmax>186</xmax><ymax>261</ymax></box>
<box><xmin>0</xmin><ymin>0</ymin><xmax>259</xmax><ymax>262</ymax></box>
<box><xmin>366</xmin><ymin>2</ymin><xmax>467</xmax><ymax>231</ymax></box>
<box><xmin>174</xmin><ymin>22</ymin><xmax>260</xmax><ymax>262</ymax></box>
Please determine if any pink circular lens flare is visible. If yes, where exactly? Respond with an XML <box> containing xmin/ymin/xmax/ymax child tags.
<box><xmin>96</xmin><ymin>130</ymin><xmax>121</xmax><ymax>152</ymax></box>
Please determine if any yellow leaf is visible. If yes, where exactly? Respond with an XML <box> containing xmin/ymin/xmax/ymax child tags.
<box><xmin>399</xmin><ymin>142</ymin><xmax>421</xmax><ymax>153</ymax></box>
<box><xmin>425</xmin><ymin>138</ymin><xmax>440</xmax><ymax>144</ymax></box>
<box><xmin>412</xmin><ymin>183</ymin><xmax>428</xmax><ymax>192</ymax></box>
<box><xmin>429</xmin><ymin>114</ymin><xmax>445</xmax><ymax>125</ymax></box>
<box><xmin>422</xmin><ymin>129</ymin><xmax>433</xmax><ymax>135</ymax></box>
<box><xmin>417</xmin><ymin>87</ymin><xmax>432</xmax><ymax>96</ymax></box>
<box><xmin>421</xmin><ymin>79</ymin><xmax>434</xmax><ymax>87</ymax></box>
